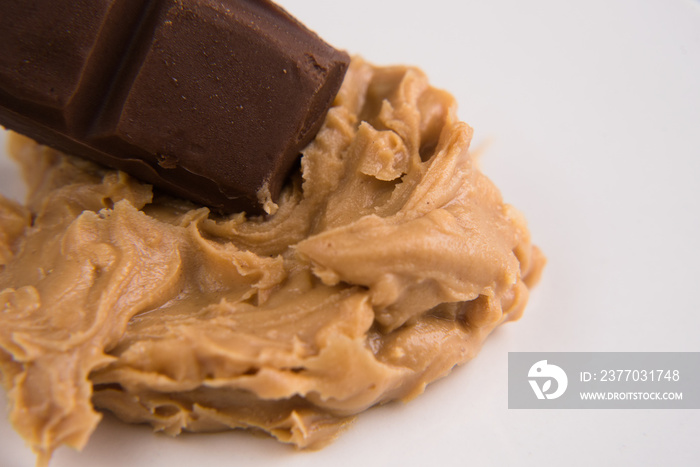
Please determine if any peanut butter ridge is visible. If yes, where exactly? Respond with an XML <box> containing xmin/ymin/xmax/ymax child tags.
<box><xmin>0</xmin><ymin>58</ymin><xmax>544</xmax><ymax>466</ymax></box>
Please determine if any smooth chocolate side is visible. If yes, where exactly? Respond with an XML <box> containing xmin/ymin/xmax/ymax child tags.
<box><xmin>0</xmin><ymin>0</ymin><xmax>350</xmax><ymax>214</ymax></box>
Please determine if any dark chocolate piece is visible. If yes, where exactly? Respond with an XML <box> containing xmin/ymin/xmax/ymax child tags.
<box><xmin>0</xmin><ymin>0</ymin><xmax>349</xmax><ymax>214</ymax></box>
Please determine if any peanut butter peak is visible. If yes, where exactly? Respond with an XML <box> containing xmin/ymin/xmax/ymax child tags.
<box><xmin>0</xmin><ymin>58</ymin><xmax>544</xmax><ymax>466</ymax></box>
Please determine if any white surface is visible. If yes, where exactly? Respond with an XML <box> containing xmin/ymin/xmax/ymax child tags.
<box><xmin>2</xmin><ymin>0</ymin><xmax>700</xmax><ymax>465</ymax></box>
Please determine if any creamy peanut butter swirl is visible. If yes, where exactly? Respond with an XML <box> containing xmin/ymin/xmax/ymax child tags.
<box><xmin>0</xmin><ymin>58</ymin><xmax>544</xmax><ymax>466</ymax></box>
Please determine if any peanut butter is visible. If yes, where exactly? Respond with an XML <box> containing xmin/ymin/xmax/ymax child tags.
<box><xmin>0</xmin><ymin>58</ymin><xmax>544</xmax><ymax>466</ymax></box>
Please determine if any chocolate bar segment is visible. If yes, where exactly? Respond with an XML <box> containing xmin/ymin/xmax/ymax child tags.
<box><xmin>0</xmin><ymin>0</ymin><xmax>349</xmax><ymax>214</ymax></box>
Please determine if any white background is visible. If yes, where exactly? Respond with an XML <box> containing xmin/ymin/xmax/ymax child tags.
<box><xmin>2</xmin><ymin>0</ymin><xmax>699</xmax><ymax>465</ymax></box>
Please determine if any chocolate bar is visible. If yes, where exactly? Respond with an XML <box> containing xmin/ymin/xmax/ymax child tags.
<box><xmin>0</xmin><ymin>0</ymin><xmax>349</xmax><ymax>214</ymax></box>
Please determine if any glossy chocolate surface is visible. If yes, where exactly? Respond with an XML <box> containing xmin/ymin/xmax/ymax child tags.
<box><xmin>0</xmin><ymin>0</ymin><xmax>349</xmax><ymax>213</ymax></box>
